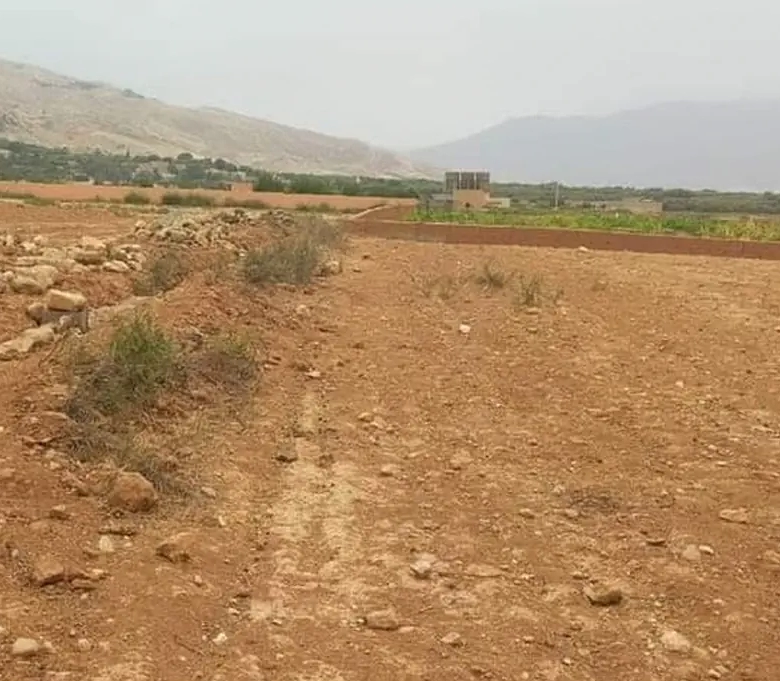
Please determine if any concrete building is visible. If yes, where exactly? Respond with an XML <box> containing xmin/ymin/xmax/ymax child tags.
<box><xmin>424</xmin><ymin>171</ymin><xmax>509</xmax><ymax>211</ymax></box>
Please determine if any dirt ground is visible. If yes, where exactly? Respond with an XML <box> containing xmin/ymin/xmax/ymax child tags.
<box><xmin>1</xmin><ymin>205</ymin><xmax>780</xmax><ymax>681</ymax></box>
<box><xmin>0</xmin><ymin>182</ymin><xmax>417</xmax><ymax>211</ymax></box>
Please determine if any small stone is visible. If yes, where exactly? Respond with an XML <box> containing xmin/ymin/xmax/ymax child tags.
<box><xmin>458</xmin><ymin>323</ymin><xmax>471</xmax><ymax>335</ymax></box>
<box><xmin>156</xmin><ymin>533</ymin><xmax>193</xmax><ymax>564</ymax></box>
<box><xmin>441</xmin><ymin>632</ymin><xmax>463</xmax><ymax>647</ymax></box>
<box><xmin>97</xmin><ymin>536</ymin><xmax>115</xmax><ymax>555</ymax></box>
<box><xmin>583</xmin><ymin>584</ymin><xmax>623</xmax><ymax>607</ymax></box>
<box><xmin>49</xmin><ymin>505</ymin><xmax>70</xmax><ymax>520</ymax></box>
<box><xmin>76</xmin><ymin>638</ymin><xmax>92</xmax><ymax>652</ymax></box>
<box><xmin>707</xmin><ymin>670</ymin><xmax>722</xmax><ymax>680</ymax></box>
<box><xmin>275</xmin><ymin>444</ymin><xmax>298</xmax><ymax>463</ymax></box>
<box><xmin>32</xmin><ymin>555</ymin><xmax>66</xmax><ymax>587</ymax></box>
<box><xmin>0</xmin><ymin>467</ymin><xmax>15</xmax><ymax>482</ymax></box>
<box><xmin>719</xmin><ymin>508</ymin><xmax>749</xmax><ymax>524</ymax></box>
<box><xmin>449</xmin><ymin>451</ymin><xmax>473</xmax><ymax>470</ymax></box>
<box><xmin>681</xmin><ymin>544</ymin><xmax>702</xmax><ymax>562</ymax></box>
<box><xmin>661</xmin><ymin>629</ymin><xmax>692</xmax><ymax>654</ymax></box>
<box><xmin>518</xmin><ymin>508</ymin><xmax>537</xmax><ymax>519</ymax></box>
<box><xmin>212</xmin><ymin>632</ymin><xmax>228</xmax><ymax>646</ymax></box>
<box><xmin>699</xmin><ymin>545</ymin><xmax>715</xmax><ymax>556</ymax></box>
<box><xmin>364</xmin><ymin>608</ymin><xmax>400</xmax><ymax>631</ymax></box>
<box><xmin>12</xmin><ymin>638</ymin><xmax>40</xmax><ymax>657</ymax></box>
<box><xmin>107</xmin><ymin>472</ymin><xmax>157</xmax><ymax>513</ymax></box>
<box><xmin>200</xmin><ymin>486</ymin><xmax>217</xmax><ymax>499</ymax></box>
<box><xmin>410</xmin><ymin>556</ymin><xmax>434</xmax><ymax>579</ymax></box>
<box><xmin>380</xmin><ymin>464</ymin><xmax>400</xmax><ymax>478</ymax></box>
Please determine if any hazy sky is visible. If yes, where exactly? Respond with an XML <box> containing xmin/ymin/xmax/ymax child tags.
<box><xmin>3</xmin><ymin>0</ymin><xmax>780</xmax><ymax>149</ymax></box>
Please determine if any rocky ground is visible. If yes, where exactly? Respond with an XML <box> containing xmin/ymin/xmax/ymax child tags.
<box><xmin>1</xmin><ymin>202</ymin><xmax>779</xmax><ymax>680</ymax></box>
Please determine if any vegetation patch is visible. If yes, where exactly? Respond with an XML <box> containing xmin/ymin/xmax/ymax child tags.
<box><xmin>62</xmin><ymin>314</ymin><xmax>259</xmax><ymax>495</ymax></box>
<box><xmin>243</xmin><ymin>218</ymin><xmax>344</xmax><ymax>286</ymax></box>
<box><xmin>132</xmin><ymin>249</ymin><xmax>189</xmax><ymax>296</ymax></box>
<box><xmin>408</xmin><ymin>209</ymin><xmax>780</xmax><ymax>241</ymax></box>
<box><xmin>124</xmin><ymin>191</ymin><xmax>152</xmax><ymax>205</ymax></box>
<box><xmin>161</xmin><ymin>191</ymin><xmax>215</xmax><ymax>207</ymax></box>
<box><xmin>474</xmin><ymin>261</ymin><xmax>511</xmax><ymax>292</ymax></box>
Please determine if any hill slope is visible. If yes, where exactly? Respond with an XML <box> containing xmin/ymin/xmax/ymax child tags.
<box><xmin>411</xmin><ymin>101</ymin><xmax>780</xmax><ymax>191</ymax></box>
<box><xmin>0</xmin><ymin>59</ymin><xmax>434</xmax><ymax>178</ymax></box>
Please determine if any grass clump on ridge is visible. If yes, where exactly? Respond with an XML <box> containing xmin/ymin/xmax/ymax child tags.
<box><xmin>243</xmin><ymin>217</ymin><xmax>345</xmax><ymax>286</ymax></box>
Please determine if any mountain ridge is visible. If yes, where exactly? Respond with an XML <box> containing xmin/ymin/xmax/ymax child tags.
<box><xmin>411</xmin><ymin>100</ymin><xmax>780</xmax><ymax>191</ymax></box>
<box><xmin>0</xmin><ymin>58</ymin><xmax>436</xmax><ymax>179</ymax></box>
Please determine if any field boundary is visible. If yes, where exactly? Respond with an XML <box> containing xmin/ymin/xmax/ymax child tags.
<box><xmin>0</xmin><ymin>181</ymin><xmax>417</xmax><ymax>211</ymax></box>
<box><xmin>347</xmin><ymin>218</ymin><xmax>780</xmax><ymax>260</ymax></box>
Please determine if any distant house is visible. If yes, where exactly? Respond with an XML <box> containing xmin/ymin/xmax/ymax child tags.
<box><xmin>422</xmin><ymin>170</ymin><xmax>509</xmax><ymax>211</ymax></box>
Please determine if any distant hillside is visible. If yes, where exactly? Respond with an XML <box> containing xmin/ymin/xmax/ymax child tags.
<box><xmin>0</xmin><ymin>59</ymin><xmax>435</xmax><ymax>179</ymax></box>
<box><xmin>411</xmin><ymin>101</ymin><xmax>780</xmax><ymax>191</ymax></box>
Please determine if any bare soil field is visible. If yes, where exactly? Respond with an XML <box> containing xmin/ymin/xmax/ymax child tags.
<box><xmin>1</xmin><ymin>204</ymin><xmax>779</xmax><ymax>681</ymax></box>
<box><xmin>0</xmin><ymin>182</ymin><xmax>417</xmax><ymax>211</ymax></box>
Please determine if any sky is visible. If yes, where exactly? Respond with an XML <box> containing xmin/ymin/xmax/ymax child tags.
<box><xmin>2</xmin><ymin>0</ymin><xmax>780</xmax><ymax>149</ymax></box>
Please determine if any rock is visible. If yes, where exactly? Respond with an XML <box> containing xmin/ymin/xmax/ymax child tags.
<box><xmin>380</xmin><ymin>464</ymin><xmax>400</xmax><ymax>478</ymax></box>
<box><xmin>156</xmin><ymin>532</ymin><xmax>193</xmax><ymax>563</ymax></box>
<box><xmin>441</xmin><ymin>632</ymin><xmax>464</xmax><ymax>647</ymax></box>
<box><xmin>97</xmin><ymin>536</ymin><xmax>116</xmax><ymax>555</ymax></box>
<box><xmin>518</xmin><ymin>508</ymin><xmax>537</xmax><ymax>519</ymax></box>
<box><xmin>0</xmin><ymin>325</ymin><xmax>56</xmax><ymax>361</ymax></box>
<box><xmin>719</xmin><ymin>508</ymin><xmax>749</xmax><ymax>524</ymax></box>
<box><xmin>45</xmin><ymin>289</ymin><xmax>87</xmax><ymax>312</ymax></box>
<box><xmin>80</xmin><ymin>236</ymin><xmax>106</xmax><ymax>251</ymax></box>
<box><xmin>583</xmin><ymin>584</ymin><xmax>623</xmax><ymax>607</ymax></box>
<box><xmin>0</xmin><ymin>467</ymin><xmax>14</xmax><ymax>481</ymax></box>
<box><xmin>49</xmin><ymin>505</ymin><xmax>70</xmax><ymax>521</ymax></box>
<box><xmin>458</xmin><ymin>323</ymin><xmax>471</xmax><ymax>335</ymax></box>
<box><xmin>107</xmin><ymin>472</ymin><xmax>157</xmax><ymax>513</ymax></box>
<box><xmin>661</xmin><ymin>629</ymin><xmax>693</xmax><ymax>654</ymax></box>
<box><xmin>11</xmin><ymin>638</ymin><xmax>41</xmax><ymax>657</ymax></box>
<box><xmin>76</xmin><ymin>638</ymin><xmax>92</xmax><ymax>652</ymax></box>
<box><xmin>212</xmin><ymin>632</ymin><xmax>228</xmax><ymax>646</ymax></box>
<box><xmin>681</xmin><ymin>544</ymin><xmax>702</xmax><ymax>562</ymax></box>
<box><xmin>410</xmin><ymin>555</ymin><xmax>435</xmax><ymax>579</ymax></box>
<box><xmin>364</xmin><ymin>608</ymin><xmax>400</xmax><ymax>631</ymax></box>
<box><xmin>71</xmin><ymin>248</ymin><xmax>105</xmax><ymax>266</ymax></box>
<box><xmin>449</xmin><ymin>451</ymin><xmax>473</xmax><ymax>470</ymax></box>
<box><xmin>9</xmin><ymin>264</ymin><xmax>59</xmax><ymax>294</ymax></box>
<box><xmin>275</xmin><ymin>443</ymin><xmax>299</xmax><ymax>463</ymax></box>
<box><xmin>200</xmin><ymin>486</ymin><xmax>218</xmax><ymax>499</ymax></box>
<box><xmin>32</xmin><ymin>555</ymin><xmax>66</xmax><ymax>586</ymax></box>
<box><xmin>319</xmin><ymin>259</ymin><xmax>342</xmax><ymax>276</ymax></box>
<box><xmin>465</xmin><ymin>564</ymin><xmax>503</xmax><ymax>578</ymax></box>
<box><xmin>103</xmin><ymin>260</ymin><xmax>131</xmax><ymax>273</ymax></box>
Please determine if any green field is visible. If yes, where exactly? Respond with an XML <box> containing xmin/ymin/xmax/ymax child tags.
<box><xmin>407</xmin><ymin>209</ymin><xmax>780</xmax><ymax>241</ymax></box>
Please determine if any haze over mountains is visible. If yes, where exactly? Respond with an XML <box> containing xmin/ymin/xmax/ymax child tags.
<box><xmin>2</xmin><ymin>58</ymin><xmax>780</xmax><ymax>191</ymax></box>
<box><xmin>0</xmin><ymin>59</ymin><xmax>434</xmax><ymax>179</ymax></box>
<box><xmin>412</xmin><ymin>100</ymin><xmax>780</xmax><ymax>192</ymax></box>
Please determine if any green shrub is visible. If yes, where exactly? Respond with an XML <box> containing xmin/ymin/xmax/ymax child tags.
<box><xmin>161</xmin><ymin>191</ymin><xmax>215</xmax><ymax>207</ymax></box>
<box><xmin>132</xmin><ymin>250</ymin><xmax>189</xmax><ymax>296</ymax></box>
<box><xmin>66</xmin><ymin>314</ymin><xmax>181</xmax><ymax>420</ymax></box>
<box><xmin>243</xmin><ymin>218</ymin><xmax>344</xmax><ymax>286</ymax></box>
<box><xmin>124</xmin><ymin>191</ymin><xmax>152</xmax><ymax>205</ymax></box>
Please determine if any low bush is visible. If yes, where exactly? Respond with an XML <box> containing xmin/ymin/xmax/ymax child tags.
<box><xmin>132</xmin><ymin>250</ymin><xmax>189</xmax><ymax>296</ymax></box>
<box><xmin>161</xmin><ymin>191</ymin><xmax>215</xmax><ymax>207</ymax></box>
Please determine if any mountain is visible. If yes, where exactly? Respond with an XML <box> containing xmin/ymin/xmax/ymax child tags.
<box><xmin>411</xmin><ymin>101</ymin><xmax>780</xmax><ymax>191</ymax></box>
<box><xmin>0</xmin><ymin>59</ymin><xmax>435</xmax><ymax>178</ymax></box>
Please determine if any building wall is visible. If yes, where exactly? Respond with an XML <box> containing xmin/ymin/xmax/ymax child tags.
<box><xmin>453</xmin><ymin>189</ymin><xmax>490</xmax><ymax>209</ymax></box>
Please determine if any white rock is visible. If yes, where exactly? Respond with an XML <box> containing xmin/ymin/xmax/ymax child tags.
<box><xmin>660</xmin><ymin>629</ymin><xmax>692</xmax><ymax>654</ymax></box>
<box><xmin>45</xmin><ymin>289</ymin><xmax>87</xmax><ymax>312</ymax></box>
<box><xmin>11</xmin><ymin>637</ymin><xmax>41</xmax><ymax>657</ymax></box>
<box><xmin>458</xmin><ymin>323</ymin><xmax>471</xmax><ymax>335</ymax></box>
